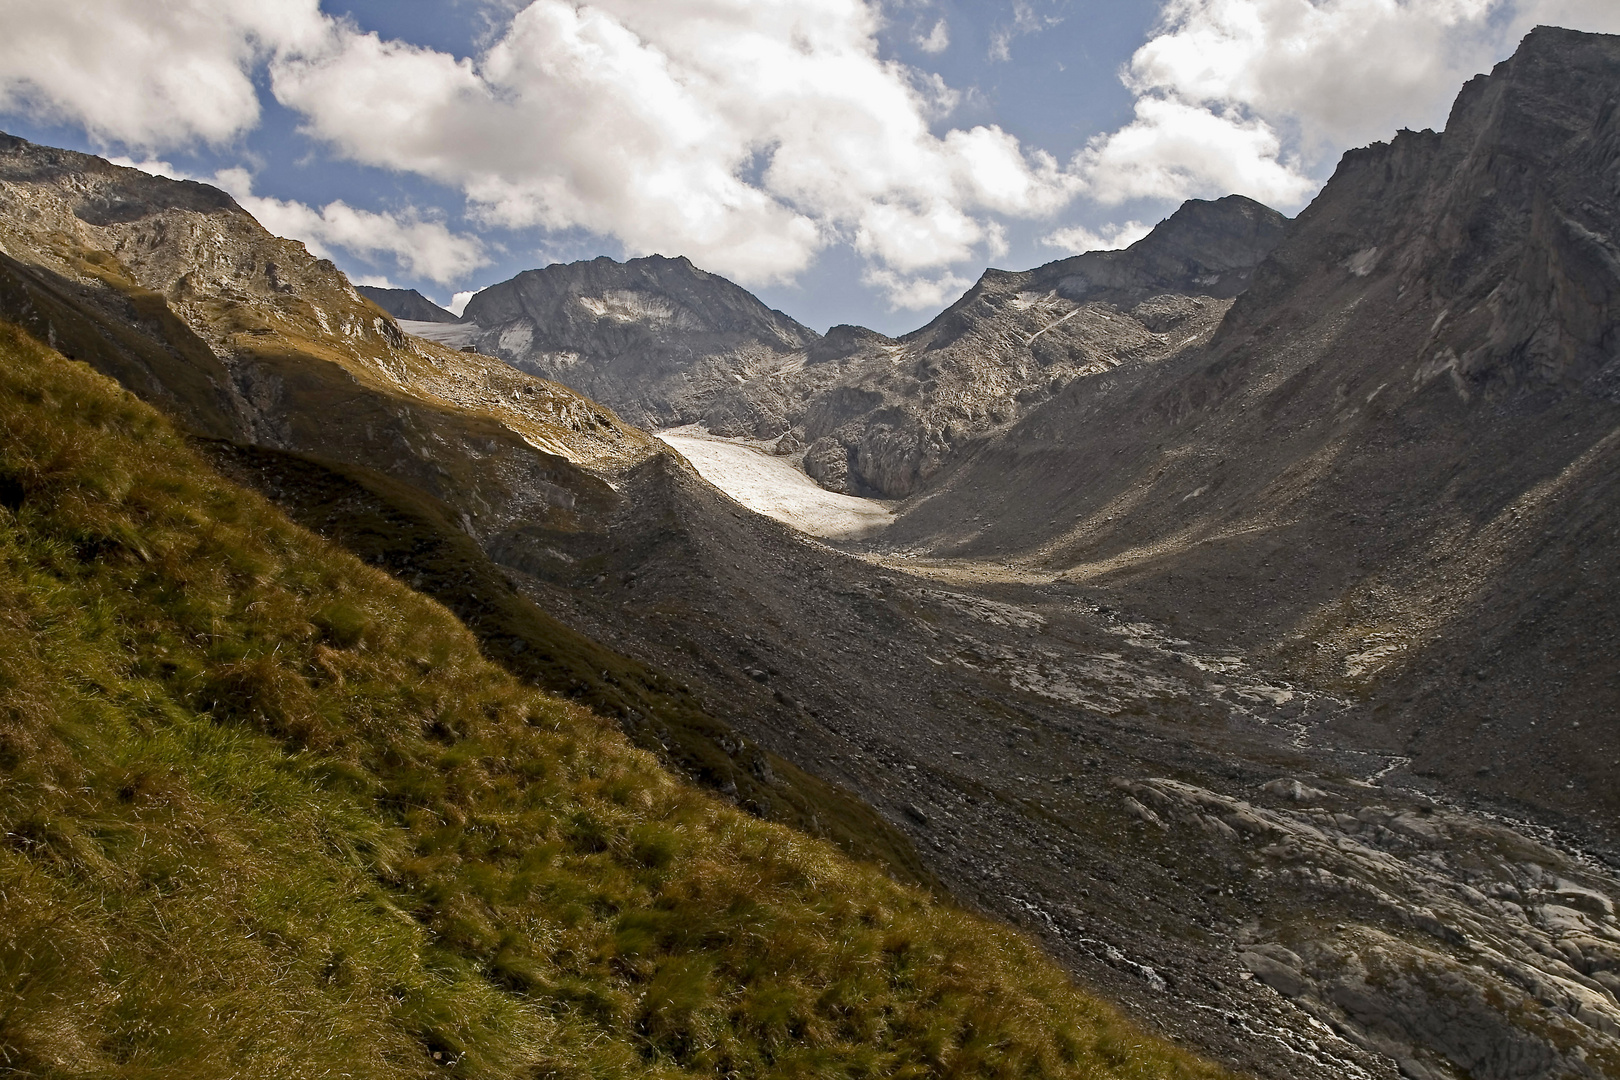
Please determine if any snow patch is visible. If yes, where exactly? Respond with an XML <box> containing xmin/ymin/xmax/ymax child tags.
<box><xmin>657</xmin><ymin>426</ymin><xmax>894</xmax><ymax>539</ymax></box>
<box><xmin>398</xmin><ymin>319</ymin><xmax>480</xmax><ymax>348</ymax></box>
<box><xmin>578</xmin><ymin>290</ymin><xmax>677</xmax><ymax>324</ymax></box>
<box><xmin>1345</xmin><ymin>247</ymin><xmax>1381</xmax><ymax>277</ymax></box>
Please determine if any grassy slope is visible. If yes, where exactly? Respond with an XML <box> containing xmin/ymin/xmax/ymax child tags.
<box><xmin>0</xmin><ymin>221</ymin><xmax>935</xmax><ymax>889</ymax></box>
<box><xmin>201</xmin><ymin>441</ymin><xmax>938</xmax><ymax>889</ymax></box>
<box><xmin>0</xmin><ymin>319</ymin><xmax>1230</xmax><ymax>1078</ymax></box>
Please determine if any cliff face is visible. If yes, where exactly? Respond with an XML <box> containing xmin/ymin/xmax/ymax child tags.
<box><xmin>890</xmin><ymin>26</ymin><xmax>1620</xmax><ymax>831</ymax></box>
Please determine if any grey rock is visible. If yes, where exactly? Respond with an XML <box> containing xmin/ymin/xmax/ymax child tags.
<box><xmin>882</xmin><ymin>26</ymin><xmax>1620</xmax><ymax>839</ymax></box>
<box><xmin>1241</xmin><ymin>949</ymin><xmax>1310</xmax><ymax>998</ymax></box>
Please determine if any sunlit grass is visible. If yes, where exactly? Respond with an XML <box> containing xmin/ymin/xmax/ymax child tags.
<box><xmin>0</xmin><ymin>319</ymin><xmax>1234</xmax><ymax>1079</ymax></box>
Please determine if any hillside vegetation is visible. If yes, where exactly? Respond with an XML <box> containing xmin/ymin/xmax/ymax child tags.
<box><xmin>0</xmin><ymin>317</ymin><xmax>1230</xmax><ymax>1079</ymax></box>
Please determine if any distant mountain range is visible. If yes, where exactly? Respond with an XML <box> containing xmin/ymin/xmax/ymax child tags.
<box><xmin>372</xmin><ymin>196</ymin><xmax>1285</xmax><ymax>498</ymax></box>
<box><xmin>356</xmin><ymin>284</ymin><xmax>461</xmax><ymax>322</ymax></box>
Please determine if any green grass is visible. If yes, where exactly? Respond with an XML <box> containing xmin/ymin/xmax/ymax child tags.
<box><xmin>0</xmin><ymin>318</ymin><xmax>1234</xmax><ymax>1079</ymax></box>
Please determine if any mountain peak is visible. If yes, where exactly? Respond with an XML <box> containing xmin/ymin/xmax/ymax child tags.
<box><xmin>1031</xmin><ymin>194</ymin><xmax>1289</xmax><ymax>303</ymax></box>
<box><xmin>356</xmin><ymin>285</ymin><xmax>460</xmax><ymax>324</ymax></box>
<box><xmin>457</xmin><ymin>253</ymin><xmax>818</xmax><ymax>430</ymax></box>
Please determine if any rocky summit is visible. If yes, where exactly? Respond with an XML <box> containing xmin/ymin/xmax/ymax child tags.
<box><xmin>2</xmin><ymin>23</ymin><xmax>1620</xmax><ymax>1080</ymax></box>
<box><xmin>356</xmin><ymin>284</ymin><xmax>462</xmax><ymax>323</ymax></box>
<box><xmin>461</xmin><ymin>253</ymin><xmax>819</xmax><ymax>431</ymax></box>
<box><xmin>792</xmin><ymin>195</ymin><xmax>1288</xmax><ymax>497</ymax></box>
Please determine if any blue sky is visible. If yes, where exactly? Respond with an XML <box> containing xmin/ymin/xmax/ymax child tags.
<box><xmin>2</xmin><ymin>1</ymin><xmax>1617</xmax><ymax>334</ymax></box>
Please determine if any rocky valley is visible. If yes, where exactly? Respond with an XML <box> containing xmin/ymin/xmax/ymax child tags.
<box><xmin>2</xmin><ymin>23</ymin><xmax>1620</xmax><ymax>1080</ymax></box>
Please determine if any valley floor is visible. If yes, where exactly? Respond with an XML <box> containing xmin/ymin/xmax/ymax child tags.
<box><xmin>598</xmin><ymin>447</ymin><xmax>1620</xmax><ymax>1080</ymax></box>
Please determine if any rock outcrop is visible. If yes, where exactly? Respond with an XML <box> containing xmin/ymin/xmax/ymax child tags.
<box><xmin>1119</xmin><ymin>776</ymin><xmax>1620</xmax><ymax>1079</ymax></box>
<box><xmin>793</xmin><ymin>195</ymin><xmax>1287</xmax><ymax>496</ymax></box>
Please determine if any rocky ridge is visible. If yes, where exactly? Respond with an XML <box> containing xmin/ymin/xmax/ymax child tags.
<box><xmin>0</xmin><ymin>131</ymin><xmax>926</xmax><ymax>875</ymax></box>
<box><xmin>794</xmin><ymin>195</ymin><xmax>1287</xmax><ymax>497</ymax></box>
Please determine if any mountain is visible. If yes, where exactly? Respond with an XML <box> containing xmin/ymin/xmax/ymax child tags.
<box><xmin>793</xmin><ymin>195</ymin><xmax>1288</xmax><ymax>497</ymax></box>
<box><xmin>458</xmin><ymin>198</ymin><xmax>1284</xmax><ymax>500</ymax></box>
<box><xmin>887</xmin><ymin>26</ymin><xmax>1620</xmax><ymax>834</ymax></box>
<box><xmin>462</xmin><ymin>254</ymin><xmax>819</xmax><ymax>430</ymax></box>
<box><xmin>7</xmin><ymin>29</ymin><xmax>1620</xmax><ymax>1077</ymax></box>
<box><xmin>0</xmin><ymin>320</ymin><xmax>1226</xmax><ymax>1080</ymax></box>
<box><xmin>356</xmin><ymin>284</ymin><xmax>461</xmax><ymax>322</ymax></box>
<box><xmin>0</xmin><ymin>131</ymin><xmax>924</xmax><ymax>877</ymax></box>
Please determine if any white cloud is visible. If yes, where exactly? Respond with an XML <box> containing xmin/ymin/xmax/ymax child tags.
<box><xmin>1042</xmin><ymin>220</ymin><xmax>1153</xmax><ymax>255</ymax></box>
<box><xmin>1077</xmin><ymin>97</ymin><xmax>1316</xmax><ymax>207</ymax></box>
<box><xmin>1509</xmin><ymin>0</ymin><xmax>1620</xmax><ymax>36</ymax></box>
<box><xmin>0</xmin><ymin>0</ymin><xmax>326</xmax><ymax>148</ymax></box>
<box><xmin>16</xmin><ymin>0</ymin><xmax>1619</xmax><ymax>309</ymax></box>
<box><xmin>916</xmin><ymin>19</ymin><xmax>950</xmax><ymax>53</ymax></box>
<box><xmin>1079</xmin><ymin>0</ymin><xmax>1620</xmax><ymax>210</ymax></box>
<box><xmin>210</xmin><ymin>168</ymin><xmax>490</xmax><ymax>286</ymax></box>
<box><xmin>448</xmin><ymin>290</ymin><xmax>479</xmax><ymax>318</ymax></box>
<box><xmin>1128</xmin><ymin>0</ymin><xmax>1498</xmax><ymax>151</ymax></box>
<box><xmin>268</xmin><ymin>0</ymin><xmax>1079</xmax><ymax>304</ymax></box>
<box><xmin>861</xmin><ymin>267</ymin><xmax>974</xmax><ymax>311</ymax></box>
<box><xmin>100</xmin><ymin>158</ymin><xmax>490</xmax><ymax>287</ymax></box>
<box><xmin>105</xmin><ymin>156</ymin><xmax>190</xmax><ymax>180</ymax></box>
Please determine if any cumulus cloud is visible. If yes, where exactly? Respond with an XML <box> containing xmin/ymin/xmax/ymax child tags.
<box><xmin>268</xmin><ymin>0</ymin><xmax>1078</xmax><ymax>303</ymax></box>
<box><xmin>1506</xmin><ymin>0</ymin><xmax>1620</xmax><ymax>47</ymax></box>
<box><xmin>1077</xmin><ymin>96</ymin><xmax>1316</xmax><ymax>207</ymax></box>
<box><xmin>0</xmin><ymin>0</ymin><xmax>325</xmax><ymax>148</ymax></box>
<box><xmin>1076</xmin><ymin>0</ymin><xmax>1620</xmax><ymax>210</ymax></box>
<box><xmin>210</xmin><ymin>168</ymin><xmax>490</xmax><ymax>286</ymax></box>
<box><xmin>861</xmin><ymin>267</ymin><xmax>975</xmax><ymax>311</ymax></box>
<box><xmin>14</xmin><ymin>0</ymin><xmax>1620</xmax><ymax>308</ymax></box>
<box><xmin>1042</xmin><ymin>220</ymin><xmax>1153</xmax><ymax>255</ymax></box>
